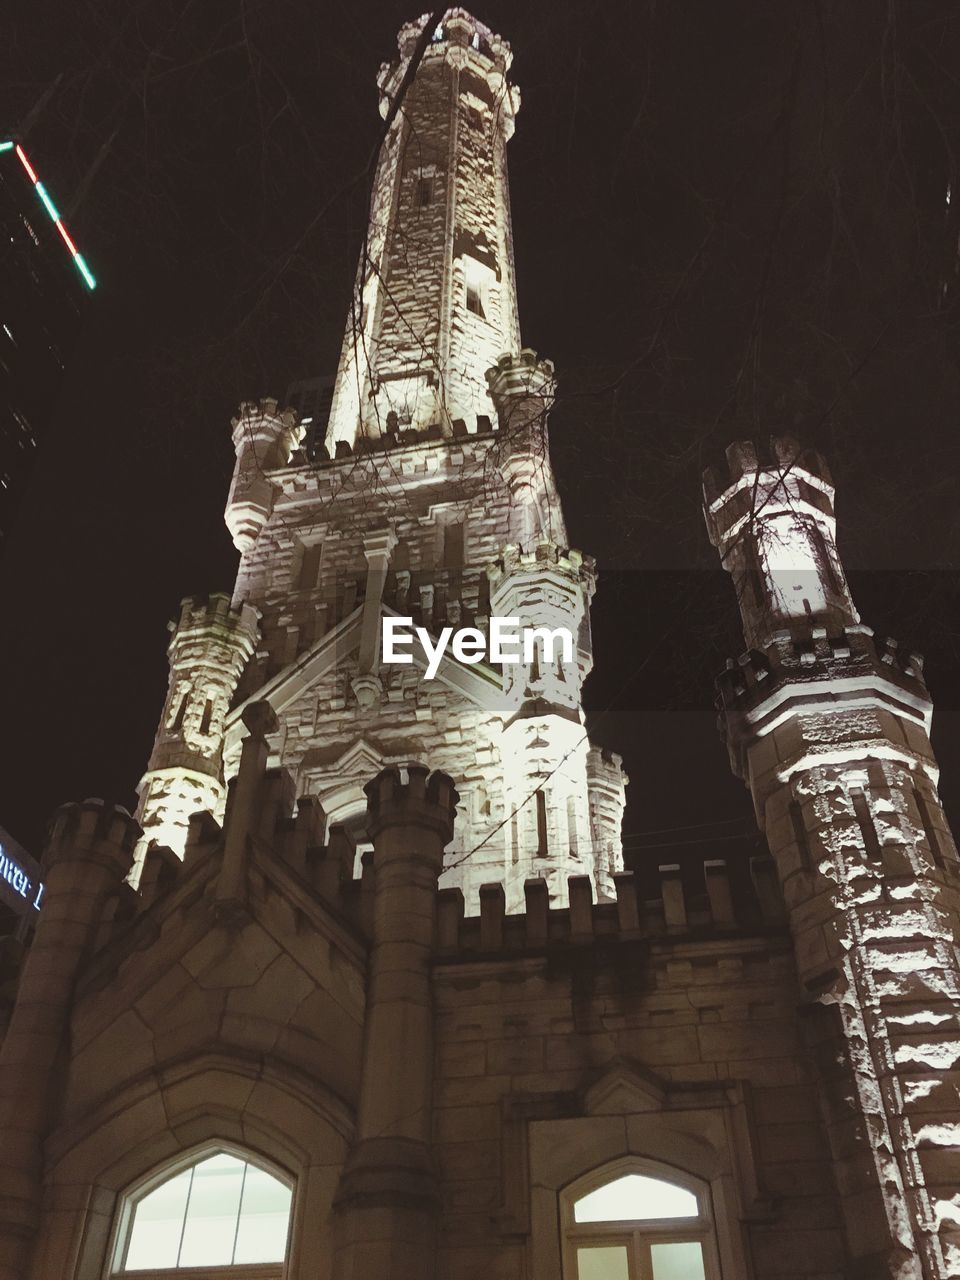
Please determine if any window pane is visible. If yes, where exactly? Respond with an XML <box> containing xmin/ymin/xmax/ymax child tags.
<box><xmin>651</xmin><ymin>1240</ymin><xmax>706</xmax><ymax>1280</ymax></box>
<box><xmin>233</xmin><ymin>1165</ymin><xmax>293</xmax><ymax>1262</ymax></box>
<box><xmin>178</xmin><ymin>1153</ymin><xmax>245</xmax><ymax>1265</ymax></box>
<box><xmin>577</xmin><ymin>1245</ymin><xmax>631</xmax><ymax>1280</ymax></box>
<box><xmin>123</xmin><ymin>1168</ymin><xmax>191</xmax><ymax>1269</ymax></box>
<box><xmin>574</xmin><ymin>1174</ymin><xmax>698</xmax><ymax>1223</ymax></box>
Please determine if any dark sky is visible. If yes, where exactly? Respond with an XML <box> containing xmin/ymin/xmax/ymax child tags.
<box><xmin>2</xmin><ymin>0</ymin><xmax>960</xmax><ymax>867</ymax></box>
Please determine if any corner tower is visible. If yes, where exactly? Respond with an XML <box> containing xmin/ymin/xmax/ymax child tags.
<box><xmin>706</xmin><ymin>437</ymin><xmax>960</xmax><ymax>1278</ymax></box>
<box><xmin>135</xmin><ymin>10</ymin><xmax>626</xmax><ymax>911</ymax></box>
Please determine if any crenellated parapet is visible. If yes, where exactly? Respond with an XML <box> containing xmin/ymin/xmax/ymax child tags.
<box><xmin>225</xmin><ymin>398</ymin><xmax>303</xmax><ymax>551</ymax></box>
<box><xmin>436</xmin><ymin>856</ymin><xmax>785</xmax><ymax>956</ymax></box>
<box><xmin>485</xmin><ymin>349</ymin><xmax>556</xmax><ymax>427</ymax></box>
<box><xmin>716</xmin><ymin>622</ymin><xmax>933</xmax><ymax>797</ymax></box>
<box><xmin>116</xmin><ymin>803</ymin><xmax>783</xmax><ymax>962</ymax></box>
<box><xmin>132</xmin><ymin>593</ymin><xmax>259</xmax><ymax>883</ymax></box>
<box><xmin>381</xmin><ymin>10</ymin><xmax>519</xmax><ymax>130</ymax></box>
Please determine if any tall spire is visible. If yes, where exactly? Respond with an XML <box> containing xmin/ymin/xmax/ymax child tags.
<box><xmin>326</xmin><ymin>9</ymin><xmax>522</xmax><ymax>448</ymax></box>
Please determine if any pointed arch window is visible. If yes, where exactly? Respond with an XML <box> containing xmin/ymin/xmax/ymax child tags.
<box><xmin>111</xmin><ymin>1148</ymin><xmax>293</xmax><ymax>1276</ymax></box>
<box><xmin>561</xmin><ymin>1159</ymin><xmax>720</xmax><ymax>1279</ymax></box>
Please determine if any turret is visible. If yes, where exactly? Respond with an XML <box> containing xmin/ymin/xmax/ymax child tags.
<box><xmin>706</xmin><ymin>435</ymin><xmax>960</xmax><ymax>1278</ymax></box>
<box><xmin>486</xmin><ymin>543</ymin><xmax>607</xmax><ymax>908</ymax></box>
<box><xmin>703</xmin><ymin>435</ymin><xmax>858</xmax><ymax>650</ymax></box>
<box><xmin>225</xmin><ymin>398</ymin><xmax>303</xmax><ymax>551</ymax></box>
<box><xmin>133</xmin><ymin>593</ymin><xmax>259</xmax><ymax>882</ymax></box>
<box><xmin>486</xmin><ymin>349</ymin><xmax>564</xmax><ymax>546</ymax></box>
<box><xmin>587</xmin><ymin>747</ymin><xmax>629</xmax><ymax>901</ymax></box>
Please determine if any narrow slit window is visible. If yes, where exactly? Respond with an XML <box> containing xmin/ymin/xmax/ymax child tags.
<box><xmin>851</xmin><ymin>788</ymin><xmax>883</xmax><ymax>862</ymax></box>
<box><xmin>297</xmin><ymin>542</ymin><xmax>323</xmax><ymax>591</ymax></box>
<box><xmin>536</xmin><ymin>790</ymin><xmax>549</xmax><ymax>859</ymax></box>
<box><xmin>567</xmin><ymin>795</ymin><xmax>579</xmax><ymax>858</ymax></box>
<box><xmin>466</xmin><ymin>279</ymin><xmax>484</xmax><ymax>317</ymax></box>
<box><xmin>199</xmin><ymin>699</ymin><xmax>213</xmax><ymax>735</ymax></box>
<box><xmin>914</xmin><ymin>785</ymin><xmax>946</xmax><ymax>867</ymax></box>
<box><xmin>170</xmin><ymin>693</ymin><xmax>188</xmax><ymax>733</ymax></box>
<box><xmin>789</xmin><ymin>800</ymin><xmax>811</xmax><ymax>870</ymax></box>
<box><xmin>443</xmin><ymin>521</ymin><xmax>464</xmax><ymax>569</ymax></box>
<box><xmin>416</xmin><ymin>177</ymin><xmax>433</xmax><ymax>207</ymax></box>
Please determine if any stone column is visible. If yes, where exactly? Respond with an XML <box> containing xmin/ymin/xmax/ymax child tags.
<box><xmin>332</xmin><ymin>764</ymin><xmax>458</xmax><ymax>1280</ymax></box>
<box><xmin>215</xmin><ymin>701</ymin><xmax>278</xmax><ymax>918</ymax></box>
<box><xmin>705</xmin><ymin>436</ymin><xmax>960</xmax><ymax>1279</ymax></box>
<box><xmin>0</xmin><ymin>801</ymin><xmax>139</xmax><ymax>1280</ymax></box>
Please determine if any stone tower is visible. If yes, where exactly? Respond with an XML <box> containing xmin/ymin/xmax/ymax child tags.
<box><xmin>705</xmin><ymin>436</ymin><xmax>960</xmax><ymax>1278</ymax></box>
<box><xmin>133</xmin><ymin>8</ymin><xmax>626</xmax><ymax>909</ymax></box>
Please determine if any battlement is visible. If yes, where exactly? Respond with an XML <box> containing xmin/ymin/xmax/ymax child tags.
<box><xmin>45</xmin><ymin>798</ymin><xmax>141</xmax><ymax>875</ymax></box>
<box><xmin>714</xmin><ymin>624</ymin><xmax>934</xmax><ymax>785</ymax></box>
<box><xmin>702</xmin><ymin>435</ymin><xmax>833</xmax><ymax>511</ymax></box>
<box><xmin>46</xmin><ymin>755</ymin><xmax>774</xmax><ymax>976</ymax></box>
<box><xmin>716</xmin><ymin>623</ymin><xmax>928</xmax><ymax>711</ymax></box>
<box><xmin>67</xmin><ymin>804</ymin><xmax>784</xmax><ymax>983</ymax></box>
<box><xmin>485</xmin><ymin>349</ymin><xmax>556</xmax><ymax>401</ymax></box>
<box><xmin>704</xmin><ymin>437</ymin><xmax>836</xmax><ymax>553</ymax></box>
<box><xmin>230</xmin><ymin>397</ymin><xmax>301</xmax><ymax>447</ymax></box>
<box><xmin>436</xmin><ymin>859</ymin><xmax>785</xmax><ymax>956</ymax></box>
<box><xmin>487</xmin><ymin>541</ymin><xmax>596</xmax><ymax>593</ymax></box>
<box><xmin>587</xmin><ymin>745</ymin><xmax>629</xmax><ymax>788</ymax></box>
<box><xmin>294</xmin><ymin>410</ymin><xmax>501</xmax><ymax>466</ymax></box>
<box><xmin>383</xmin><ymin>10</ymin><xmax>515</xmax><ymax>106</ymax></box>
<box><xmin>171</xmin><ymin>593</ymin><xmax>260</xmax><ymax>645</ymax></box>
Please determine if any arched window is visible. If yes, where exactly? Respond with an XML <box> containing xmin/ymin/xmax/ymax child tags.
<box><xmin>561</xmin><ymin>1159</ymin><xmax>720</xmax><ymax>1280</ymax></box>
<box><xmin>111</xmin><ymin>1148</ymin><xmax>293</xmax><ymax>1277</ymax></box>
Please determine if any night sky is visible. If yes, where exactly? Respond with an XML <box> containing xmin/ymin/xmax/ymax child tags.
<box><xmin>2</xmin><ymin>1</ymin><xmax>960</xmax><ymax>870</ymax></box>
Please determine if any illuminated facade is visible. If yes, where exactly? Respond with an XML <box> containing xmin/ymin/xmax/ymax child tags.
<box><xmin>133</xmin><ymin>7</ymin><xmax>626</xmax><ymax>912</ymax></box>
<box><xmin>0</xmin><ymin>11</ymin><xmax>959</xmax><ymax>1280</ymax></box>
<box><xmin>0</xmin><ymin>142</ymin><xmax>94</xmax><ymax>546</ymax></box>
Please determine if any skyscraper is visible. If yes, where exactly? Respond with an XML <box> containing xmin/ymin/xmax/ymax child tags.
<box><xmin>0</xmin><ymin>140</ymin><xmax>95</xmax><ymax>545</ymax></box>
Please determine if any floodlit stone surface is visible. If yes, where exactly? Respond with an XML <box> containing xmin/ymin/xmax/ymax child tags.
<box><xmin>1</xmin><ymin>14</ymin><xmax>959</xmax><ymax>1280</ymax></box>
<box><xmin>707</xmin><ymin>437</ymin><xmax>960</xmax><ymax>1278</ymax></box>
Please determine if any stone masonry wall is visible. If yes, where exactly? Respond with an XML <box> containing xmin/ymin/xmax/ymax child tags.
<box><xmin>432</xmin><ymin>938</ymin><xmax>843</xmax><ymax>1279</ymax></box>
<box><xmin>223</xmin><ymin>434</ymin><xmax>606</xmax><ymax>910</ymax></box>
